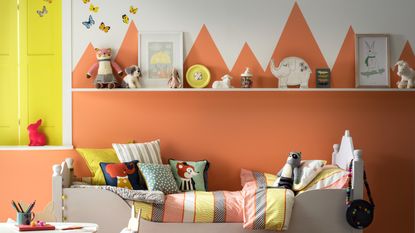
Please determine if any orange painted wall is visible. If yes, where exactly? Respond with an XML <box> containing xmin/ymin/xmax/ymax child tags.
<box><xmin>1</xmin><ymin>2</ymin><xmax>414</xmax><ymax>233</ymax></box>
<box><xmin>1</xmin><ymin>92</ymin><xmax>413</xmax><ymax>233</ymax></box>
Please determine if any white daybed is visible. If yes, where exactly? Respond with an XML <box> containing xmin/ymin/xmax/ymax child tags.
<box><xmin>52</xmin><ymin>130</ymin><xmax>364</xmax><ymax>233</ymax></box>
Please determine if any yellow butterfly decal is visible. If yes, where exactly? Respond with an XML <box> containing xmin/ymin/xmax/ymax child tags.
<box><xmin>122</xmin><ymin>14</ymin><xmax>129</xmax><ymax>24</ymax></box>
<box><xmin>89</xmin><ymin>4</ymin><xmax>99</xmax><ymax>13</ymax></box>
<box><xmin>82</xmin><ymin>0</ymin><xmax>90</xmax><ymax>4</ymax></box>
<box><xmin>99</xmin><ymin>22</ymin><xmax>110</xmax><ymax>33</ymax></box>
<box><xmin>129</xmin><ymin>6</ymin><xmax>138</xmax><ymax>14</ymax></box>
<box><xmin>43</xmin><ymin>0</ymin><xmax>52</xmax><ymax>3</ymax></box>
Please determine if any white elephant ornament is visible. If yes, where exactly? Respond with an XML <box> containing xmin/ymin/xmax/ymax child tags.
<box><xmin>271</xmin><ymin>57</ymin><xmax>312</xmax><ymax>88</ymax></box>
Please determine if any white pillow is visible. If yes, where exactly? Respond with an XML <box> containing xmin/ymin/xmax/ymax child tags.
<box><xmin>112</xmin><ymin>140</ymin><xmax>162</xmax><ymax>164</ymax></box>
<box><xmin>293</xmin><ymin>160</ymin><xmax>326</xmax><ymax>191</ymax></box>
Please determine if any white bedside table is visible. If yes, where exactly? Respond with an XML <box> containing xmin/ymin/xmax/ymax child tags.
<box><xmin>0</xmin><ymin>222</ymin><xmax>98</xmax><ymax>233</ymax></box>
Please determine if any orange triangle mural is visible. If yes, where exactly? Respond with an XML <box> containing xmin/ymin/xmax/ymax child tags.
<box><xmin>72</xmin><ymin>43</ymin><xmax>96</xmax><ymax>88</ymax></box>
<box><xmin>266</xmin><ymin>2</ymin><xmax>328</xmax><ymax>88</ymax></box>
<box><xmin>332</xmin><ymin>27</ymin><xmax>355</xmax><ymax>88</ymax></box>
<box><xmin>231</xmin><ymin>43</ymin><xmax>276</xmax><ymax>88</ymax></box>
<box><xmin>390</xmin><ymin>41</ymin><xmax>415</xmax><ymax>88</ymax></box>
<box><xmin>184</xmin><ymin>25</ymin><xmax>229</xmax><ymax>87</ymax></box>
<box><xmin>115</xmin><ymin>21</ymin><xmax>139</xmax><ymax>78</ymax></box>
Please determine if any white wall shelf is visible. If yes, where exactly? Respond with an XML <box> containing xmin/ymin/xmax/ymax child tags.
<box><xmin>72</xmin><ymin>88</ymin><xmax>415</xmax><ymax>92</ymax></box>
<box><xmin>0</xmin><ymin>145</ymin><xmax>74</xmax><ymax>151</ymax></box>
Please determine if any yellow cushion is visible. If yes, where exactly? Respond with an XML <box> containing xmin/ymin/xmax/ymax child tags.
<box><xmin>76</xmin><ymin>148</ymin><xmax>120</xmax><ymax>185</ymax></box>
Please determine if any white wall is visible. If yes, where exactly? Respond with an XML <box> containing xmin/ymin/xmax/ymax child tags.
<box><xmin>72</xmin><ymin>0</ymin><xmax>415</xmax><ymax>70</ymax></box>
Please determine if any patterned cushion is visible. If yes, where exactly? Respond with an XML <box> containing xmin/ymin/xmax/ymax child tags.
<box><xmin>138</xmin><ymin>163</ymin><xmax>179</xmax><ymax>194</ymax></box>
<box><xmin>300</xmin><ymin>165</ymin><xmax>349</xmax><ymax>192</ymax></box>
<box><xmin>76</xmin><ymin>148</ymin><xmax>120</xmax><ymax>185</ymax></box>
<box><xmin>100</xmin><ymin>161</ymin><xmax>146</xmax><ymax>190</ymax></box>
<box><xmin>168</xmin><ymin>159</ymin><xmax>210</xmax><ymax>192</ymax></box>
<box><xmin>113</xmin><ymin>140</ymin><xmax>162</xmax><ymax>164</ymax></box>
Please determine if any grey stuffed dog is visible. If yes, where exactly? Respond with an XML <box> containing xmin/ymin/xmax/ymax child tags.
<box><xmin>273</xmin><ymin>152</ymin><xmax>302</xmax><ymax>190</ymax></box>
<box><xmin>122</xmin><ymin>65</ymin><xmax>142</xmax><ymax>88</ymax></box>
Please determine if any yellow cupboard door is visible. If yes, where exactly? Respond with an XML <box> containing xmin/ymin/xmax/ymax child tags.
<box><xmin>20</xmin><ymin>0</ymin><xmax>62</xmax><ymax>145</ymax></box>
<box><xmin>0</xmin><ymin>0</ymin><xmax>19</xmax><ymax>145</ymax></box>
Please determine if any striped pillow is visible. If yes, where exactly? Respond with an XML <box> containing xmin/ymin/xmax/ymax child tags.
<box><xmin>113</xmin><ymin>140</ymin><xmax>162</xmax><ymax>164</ymax></box>
<box><xmin>299</xmin><ymin>165</ymin><xmax>349</xmax><ymax>192</ymax></box>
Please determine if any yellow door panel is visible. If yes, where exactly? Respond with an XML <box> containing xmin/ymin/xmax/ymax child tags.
<box><xmin>27</xmin><ymin>0</ymin><xmax>58</xmax><ymax>55</ymax></box>
<box><xmin>20</xmin><ymin>0</ymin><xmax>62</xmax><ymax>145</ymax></box>
<box><xmin>26</xmin><ymin>57</ymin><xmax>62</xmax><ymax>145</ymax></box>
<box><xmin>0</xmin><ymin>0</ymin><xmax>19</xmax><ymax>145</ymax></box>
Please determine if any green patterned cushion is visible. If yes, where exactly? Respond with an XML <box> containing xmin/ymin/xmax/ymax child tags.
<box><xmin>138</xmin><ymin>163</ymin><xmax>179</xmax><ymax>194</ymax></box>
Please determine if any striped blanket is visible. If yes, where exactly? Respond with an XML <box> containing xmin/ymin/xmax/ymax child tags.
<box><xmin>134</xmin><ymin>191</ymin><xmax>244</xmax><ymax>223</ymax></box>
<box><xmin>134</xmin><ymin>188</ymin><xmax>294</xmax><ymax>231</ymax></box>
<box><xmin>243</xmin><ymin>184</ymin><xmax>294</xmax><ymax>231</ymax></box>
<box><xmin>241</xmin><ymin>169</ymin><xmax>295</xmax><ymax>231</ymax></box>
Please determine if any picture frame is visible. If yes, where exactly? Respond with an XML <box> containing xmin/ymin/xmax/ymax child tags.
<box><xmin>139</xmin><ymin>32</ymin><xmax>184</xmax><ymax>88</ymax></box>
<box><xmin>355</xmin><ymin>34</ymin><xmax>390</xmax><ymax>88</ymax></box>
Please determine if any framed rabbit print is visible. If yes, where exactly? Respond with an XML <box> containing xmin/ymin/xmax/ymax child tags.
<box><xmin>355</xmin><ymin>34</ymin><xmax>390</xmax><ymax>88</ymax></box>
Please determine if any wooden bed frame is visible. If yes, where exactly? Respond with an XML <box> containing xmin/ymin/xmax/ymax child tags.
<box><xmin>52</xmin><ymin>130</ymin><xmax>363</xmax><ymax>233</ymax></box>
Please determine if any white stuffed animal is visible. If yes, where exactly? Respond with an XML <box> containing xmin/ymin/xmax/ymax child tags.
<box><xmin>270</xmin><ymin>57</ymin><xmax>312</xmax><ymax>88</ymax></box>
<box><xmin>212</xmin><ymin>74</ymin><xmax>233</xmax><ymax>89</ymax></box>
<box><xmin>120</xmin><ymin>206</ymin><xmax>141</xmax><ymax>233</ymax></box>
<box><xmin>123</xmin><ymin>65</ymin><xmax>142</xmax><ymax>88</ymax></box>
<box><xmin>395</xmin><ymin>60</ymin><xmax>415</xmax><ymax>89</ymax></box>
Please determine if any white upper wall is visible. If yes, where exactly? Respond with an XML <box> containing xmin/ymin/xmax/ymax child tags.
<box><xmin>72</xmin><ymin>0</ymin><xmax>415</xmax><ymax>70</ymax></box>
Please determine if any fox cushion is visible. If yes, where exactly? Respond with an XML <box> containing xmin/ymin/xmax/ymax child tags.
<box><xmin>168</xmin><ymin>159</ymin><xmax>210</xmax><ymax>192</ymax></box>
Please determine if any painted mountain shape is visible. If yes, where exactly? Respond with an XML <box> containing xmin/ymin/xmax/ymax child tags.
<box><xmin>72</xmin><ymin>43</ymin><xmax>96</xmax><ymax>88</ymax></box>
<box><xmin>331</xmin><ymin>27</ymin><xmax>355</xmax><ymax>88</ymax></box>
<box><xmin>115</xmin><ymin>21</ymin><xmax>139</xmax><ymax>73</ymax></box>
<box><xmin>265</xmin><ymin>2</ymin><xmax>328</xmax><ymax>88</ymax></box>
<box><xmin>390</xmin><ymin>41</ymin><xmax>415</xmax><ymax>88</ymax></box>
<box><xmin>184</xmin><ymin>25</ymin><xmax>229</xmax><ymax>87</ymax></box>
<box><xmin>231</xmin><ymin>43</ymin><xmax>276</xmax><ymax>88</ymax></box>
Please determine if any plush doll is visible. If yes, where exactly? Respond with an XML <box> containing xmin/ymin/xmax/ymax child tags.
<box><xmin>122</xmin><ymin>65</ymin><xmax>142</xmax><ymax>88</ymax></box>
<box><xmin>86</xmin><ymin>48</ymin><xmax>123</xmax><ymax>89</ymax></box>
<box><xmin>273</xmin><ymin>152</ymin><xmax>302</xmax><ymax>190</ymax></box>
<box><xmin>27</xmin><ymin>119</ymin><xmax>46</xmax><ymax>146</ymax></box>
<box><xmin>395</xmin><ymin>60</ymin><xmax>415</xmax><ymax>88</ymax></box>
<box><xmin>168</xmin><ymin>68</ymin><xmax>182</xmax><ymax>88</ymax></box>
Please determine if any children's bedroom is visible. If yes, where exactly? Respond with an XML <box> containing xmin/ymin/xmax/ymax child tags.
<box><xmin>0</xmin><ymin>0</ymin><xmax>414</xmax><ymax>232</ymax></box>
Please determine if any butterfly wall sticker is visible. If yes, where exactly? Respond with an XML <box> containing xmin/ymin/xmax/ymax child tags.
<box><xmin>37</xmin><ymin>5</ymin><xmax>48</xmax><ymax>17</ymax></box>
<box><xmin>82</xmin><ymin>15</ymin><xmax>95</xmax><ymax>29</ymax></box>
<box><xmin>89</xmin><ymin>4</ymin><xmax>99</xmax><ymax>13</ymax></box>
<box><xmin>122</xmin><ymin>14</ymin><xmax>130</xmax><ymax>24</ymax></box>
<box><xmin>43</xmin><ymin>0</ymin><xmax>52</xmax><ymax>4</ymax></box>
<box><xmin>99</xmin><ymin>22</ymin><xmax>110</xmax><ymax>33</ymax></box>
<box><xmin>130</xmin><ymin>6</ymin><xmax>138</xmax><ymax>14</ymax></box>
<box><xmin>82</xmin><ymin>0</ymin><xmax>90</xmax><ymax>4</ymax></box>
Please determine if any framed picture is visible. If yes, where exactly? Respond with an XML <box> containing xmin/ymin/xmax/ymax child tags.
<box><xmin>139</xmin><ymin>32</ymin><xmax>183</xmax><ymax>88</ymax></box>
<box><xmin>355</xmin><ymin>34</ymin><xmax>390</xmax><ymax>88</ymax></box>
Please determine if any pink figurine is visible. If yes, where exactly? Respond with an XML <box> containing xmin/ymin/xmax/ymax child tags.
<box><xmin>27</xmin><ymin>119</ymin><xmax>46</xmax><ymax>146</ymax></box>
<box><xmin>86</xmin><ymin>48</ymin><xmax>123</xmax><ymax>89</ymax></box>
<box><xmin>168</xmin><ymin>68</ymin><xmax>182</xmax><ymax>88</ymax></box>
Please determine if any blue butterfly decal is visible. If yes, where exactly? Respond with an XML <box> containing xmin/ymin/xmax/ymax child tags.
<box><xmin>82</xmin><ymin>15</ymin><xmax>95</xmax><ymax>29</ymax></box>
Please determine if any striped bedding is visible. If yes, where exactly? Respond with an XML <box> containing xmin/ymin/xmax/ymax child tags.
<box><xmin>133</xmin><ymin>191</ymin><xmax>244</xmax><ymax>223</ymax></box>
<box><xmin>133</xmin><ymin>188</ymin><xmax>294</xmax><ymax>231</ymax></box>
<box><xmin>241</xmin><ymin>170</ymin><xmax>295</xmax><ymax>231</ymax></box>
